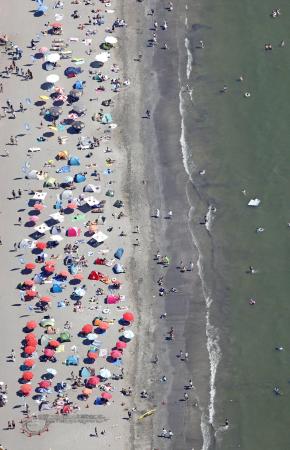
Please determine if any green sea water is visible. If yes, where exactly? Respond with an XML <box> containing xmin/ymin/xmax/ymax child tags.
<box><xmin>185</xmin><ymin>0</ymin><xmax>290</xmax><ymax>448</ymax></box>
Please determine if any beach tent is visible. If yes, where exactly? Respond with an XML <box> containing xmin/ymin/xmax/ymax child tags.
<box><xmin>66</xmin><ymin>227</ymin><xmax>81</xmax><ymax>237</ymax></box>
<box><xmin>73</xmin><ymin>80</ymin><xmax>84</xmax><ymax>90</ymax></box>
<box><xmin>44</xmin><ymin>177</ymin><xmax>56</xmax><ymax>187</ymax></box>
<box><xmin>61</xmin><ymin>190</ymin><xmax>73</xmax><ymax>201</ymax></box>
<box><xmin>40</xmin><ymin>318</ymin><xmax>55</xmax><ymax>328</ymax></box>
<box><xmin>68</xmin><ymin>156</ymin><xmax>80</xmax><ymax>166</ymax></box>
<box><xmin>66</xmin><ymin>355</ymin><xmax>79</xmax><ymax>366</ymax></box>
<box><xmin>56</xmin><ymin>151</ymin><xmax>68</xmax><ymax>160</ymax></box>
<box><xmin>56</xmin><ymin>165</ymin><xmax>70</xmax><ymax>174</ymax></box>
<box><xmin>114</xmin><ymin>248</ymin><xmax>124</xmax><ymax>260</ymax></box>
<box><xmin>51</xmin><ymin>284</ymin><xmax>63</xmax><ymax>293</ymax></box>
<box><xmin>84</xmin><ymin>184</ymin><xmax>100</xmax><ymax>193</ymax></box>
<box><xmin>102</xmin><ymin>113</ymin><xmax>112</xmax><ymax>124</ymax></box>
<box><xmin>88</xmin><ymin>271</ymin><xmax>100</xmax><ymax>281</ymax></box>
<box><xmin>113</xmin><ymin>264</ymin><xmax>125</xmax><ymax>274</ymax></box>
<box><xmin>80</xmin><ymin>367</ymin><xmax>91</xmax><ymax>378</ymax></box>
<box><xmin>64</xmin><ymin>66</ymin><xmax>82</xmax><ymax>77</ymax></box>
<box><xmin>74</xmin><ymin>173</ymin><xmax>86</xmax><ymax>183</ymax></box>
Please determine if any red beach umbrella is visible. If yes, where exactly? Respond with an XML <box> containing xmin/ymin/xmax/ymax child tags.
<box><xmin>24</xmin><ymin>359</ymin><xmax>35</xmax><ymax>368</ymax></box>
<box><xmin>34</xmin><ymin>203</ymin><xmax>45</xmax><ymax>211</ymax></box>
<box><xmin>101</xmin><ymin>392</ymin><xmax>112</xmax><ymax>401</ymax></box>
<box><xmin>26</xmin><ymin>321</ymin><xmax>37</xmax><ymax>330</ymax></box>
<box><xmin>39</xmin><ymin>380</ymin><xmax>52</xmax><ymax>389</ymax></box>
<box><xmin>98</xmin><ymin>321</ymin><xmax>109</xmax><ymax>331</ymax></box>
<box><xmin>51</xmin><ymin>22</ymin><xmax>62</xmax><ymax>28</ymax></box>
<box><xmin>36</xmin><ymin>242</ymin><xmax>47</xmax><ymax>250</ymax></box>
<box><xmin>23</xmin><ymin>279</ymin><xmax>34</xmax><ymax>287</ymax></box>
<box><xmin>48</xmin><ymin>340</ymin><xmax>60</xmax><ymax>348</ymax></box>
<box><xmin>87</xmin><ymin>351</ymin><xmax>98</xmax><ymax>360</ymax></box>
<box><xmin>44</xmin><ymin>348</ymin><xmax>55</xmax><ymax>358</ymax></box>
<box><xmin>123</xmin><ymin>312</ymin><xmax>134</xmax><ymax>322</ymax></box>
<box><xmin>20</xmin><ymin>384</ymin><xmax>32</xmax><ymax>396</ymax></box>
<box><xmin>25</xmin><ymin>337</ymin><xmax>37</xmax><ymax>347</ymax></box>
<box><xmin>25</xmin><ymin>332</ymin><xmax>37</xmax><ymax>341</ymax></box>
<box><xmin>30</xmin><ymin>216</ymin><xmax>40</xmax><ymax>223</ymax></box>
<box><xmin>67</xmin><ymin>202</ymin><xmax>77</xmax><ymax>210</ymax></box>
<box><xmin>45</xmin><ymin>265</ymin><xmax>55</xmax><ymax>273</ymax></box>
<box><xmin>26</xmin><ymin>290</ymin><xmax>38</xmax><ymax>298</ymax></box>
<box><xmin>116</xmin><ymin>341</ymin><xmax>127</xmax><ymax>350</ymax></box>
<box><xmin>24</xmin><ymin>345</ymin><xmax>36</xmax><ymax>355</ymax></box>
<box><xmin>59</xmin><ymin>270</ymin><xmax>69</xmax><ymax>277</ymax></box>
<box><xmin>110</xmin><ymin>350</ymin><xmax>122</xmax><ymax>359</ymax></box>
<box><xmin>82</xmin><ymin>324</ymin><xmax>93</xmax><ymax>334</ymax></box>
<box><xmin>87</xmin><ymin>376</ymin><xmax>100</xmax><ymax>387</ymax></box>
<box><xmin>73</xmin><ymin>273</ymin><xmax>83</xmax><ymax>280</ymax></box>
<box><xmin>22</xmin><ymin>371</ymin><xmax>34</xmax><ymax>381</ymax></box>
<box><xmin>25</xmin><ymin>263</ymin><xmax>36</xmax><ymax>270</ymax></box>
<box><xmin>40</xmin><ymin>296</ymin><xmax>51</xmax><ymax>303</ymax></box>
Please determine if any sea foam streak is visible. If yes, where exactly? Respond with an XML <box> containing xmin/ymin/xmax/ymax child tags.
<box><xmin>178</xmin><ymin>37</ymin><xmax>222</xmax><ymax>449</ymax></box>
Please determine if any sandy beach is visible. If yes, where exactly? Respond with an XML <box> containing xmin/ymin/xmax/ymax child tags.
<box><xmin>0</xmin><ymin>0</ymin><xmax>213</xmax><ymax>449</ymax></box>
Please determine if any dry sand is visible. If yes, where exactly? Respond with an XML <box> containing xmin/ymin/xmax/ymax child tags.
<box><xmin>0</xmin><ymin>0</ymin><xmax>142</xmax><ymax>449</ymax></box>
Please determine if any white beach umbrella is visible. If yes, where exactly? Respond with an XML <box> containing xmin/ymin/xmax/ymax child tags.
<box><xmin>95</xmin><ymin>52</ymin><xmax>109</xmax><ymax>63</ymax></box>
<box><xmin>87</xmin><ymin>333</ymin><xmax>98</xmax><ymax>341</ymax></box>
<box><xmin>45</xmin><ymin>53</ymin><xmax>60</xmax><ymax>63</ymax></box>
<box><xmin>99</xmin><ymin>368</ymin><xmax>111</xmax><ymax>379</ymax></box>
<box><xmin>105</xmin><ymin>36</ymin><xmax>118</xmax><ymax>45</ymax></box>
<box><xmin>46</xmin><ymin>74</ymin><xmax>60</xmax><ymax>84</ymax></box>
<box><xmin>123</xmin><ymin>330</ymin><xmax>134</xmax><ymax>340</ymax></box>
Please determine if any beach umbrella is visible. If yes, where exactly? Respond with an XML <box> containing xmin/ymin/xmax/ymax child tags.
<box><xmin>82</xmin><ymin>388</ymin><xmax>92</xmax><ymax>396</ymax></box>
<box><xmin>24</xmin><ymin>345</ymin><xmax>36</xmax><ymax>355</ymax></box>
<box><xmin>82</xmin><ymin>324</ymin><xmax>93</xmax><ymax>334</ymax></box>
<box><xmin>51</xmin><ymin>22</ymin><xmax>62</xmax><ymax>28</ymax></box>
<box><xmin>116</xmin><ymin>341</ymin><xmax>127</xmax><ymax>350</ymax></box>
<box><xmin>45</xmin><ymin>265</ymin><xmax>55</xmax><ymax>274</ymax></box>
<box><xmin>46</xmin><ymin>74</ymin><xmax>60</xmax><ymax>84</ymax></box>
<box><xmin>45</xmin><ymin>260</ymin><xmax>56</xmax><ymax>266</ymax></box>
<box><xmin>69</xmin><ymin>89</ymin><xmax>82</xmax><ymax>98</ymax></box>
<box><xmin>22</xmin><ymin>371</ymin><xmax>34</xmax><ymax>382</ymax></box>
<box><xmin>71</xmin><ymin>120</ymin><xmax>84</xmax><ymax>130</ymax></box>
<box><xmin>26</xmin><ymin>290</ymin><xmax>38</xmax><ymax>298</ymax></box>
<box><xmin>110</xmin><ymin>350</ymin><xmax>122</xmax><ymax>359</ymax></box>
<box><xmin>59</xmin><ymin>270</ymin><xmax>69</xmax><ymax>277</ymax></box>
<box><xmin>25</xmin><ymin>262</ymin><xmax>36</xmax><ymax>270</ymax></box>
<box><xmin>25</xmin><ymin>332</ymin><xmax>37</xmax><ymax>341</ymax></box>
<box><xmin>23</xmin><ymin>279</ymin><xmax>34</xmax><ymax>287</ymax></box>
<box><xmin>123</xmin><ymin>312</ymin><xmax>134</xmax><ymax>322</ymax></box>
<box><xmin>87</xmin><ymin>376</ymin><xmax>100</xmax><ymax>387</ymax></box>
<box><xmin>72</xmin><ymin>103</ymin><xmax>86</xmax><ymax>115</ymax></box>
<box><xmin>99</xmin><ymin>368</ymin><xmax>111</xmax><ymax>379</ymax></box>
<box><xmin>34</xmin><ymin>203</ymin><xmax>45</xmax><ymax>211</ymax></box>
<box><xmin>105</xmin><ymin>36</ymin><xmax>118</xmax><ymax>45</ymax></box>
<box><xmin>36</xmin><ymin>242</ymin><xmax>47</xmax><ymax>250</ymax></box>
<box><xmin>44</xmin><ymin>348</ymin><xmax>55</xmax><ymax>358</ymax></box>
<box><xmin>59</xmin><ymin>331</ymin><xmax>70</xmax><ymax>342</ymax></box>
<box><xmin>40</xmin><ymin>318</ymin><xmax>55</xmax><ymax>328</ymax></box>
<box><xmin>101</xmin><ymin>392</ymin><xmax>112</xmax><ymax>401</ymax></box>
<box><xmin>123</xmin><ymin>330</ymin><xmax>134</xmax><ymax>340</ymax></box>
<box><xmin>87</xmin><ymin>351</ymin><xmax>98</xmax><ymax>360</ymax></box>
<box><xmin>45</xmin><ymin>53</ymin><xmax>60</xmax><ymax>63</ymax></box>
<box><xmin>20</xmin><ymin>384</ymin><xmax>32</xmax><ymax>396</ymax></box>
<box><xmin>40</xmin><ymin>296</ymin><xmax>51</xmax><ymax>303</ymax></box>
<box><xmin>24</xmin><ymin>359</ymin><xmax>35</xmax><ymax>368</ymax></box>
<box><xmin>48</xmin><ymin>340</ymin><xmax>60</xmax><ymax>348</ymax></box>
<box><xmin>95</xmin><ymin>52</ymin><xmax>109</xmax><ymax>63</ymax></box>
<box><xmin>66</xmin><ymin>202</ymin><xmax>77</xmax><ymax>210</ymax></box>
<box><xmin>73</xmin><ymin>273</ymin><xmax>83</xmax><ymax>280</ymax></box>
<box><xmin>46</xmin><ymin>368</ymin><xmax>57</xmax><ymax>376</ymax></box>
<box><xmin>48</xmin><ymin>106</ymin><xmax>62</xmax><ymax>118</ymax></box>
<box><xmin>39</xmin><ymin>380</ymin><xmax>51</xmax><ymax>389</ymax></box>
<box><xmin>87</xmin><ymin>333</ymin><xmax>98</xmax><ymax>341</ymax></box>
<box><xmin>25</xmin><ymin>336</ymin><xmax>37</xmax><ymax>345</ymax></box>
<box><xmin>39</xmin><ymin>47</ymin><xmax>49</xmax><ymax>54</ymax></box>
<box><xmin>98</xmin><ymin>322</ymin><xmax>109</xmax><ymax>331</ymax></box>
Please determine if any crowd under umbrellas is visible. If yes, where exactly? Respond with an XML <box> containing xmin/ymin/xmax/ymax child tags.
<box><xmin>0</xmin><ymin>0</ymin><xmax>139</xmax><ymax>440</ymax></box>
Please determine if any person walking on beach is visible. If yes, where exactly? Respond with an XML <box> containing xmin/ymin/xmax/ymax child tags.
<box><xmin>161</xmin><ymin>427</ymin><xmax>167</xmax><ymax>437</ymax></box>
<box><xmin>12</xmin><ymin>420</ymin><xmax>15</xmax><ymax>429</ymax></box>
<box><xmin>10</xmin><ymin>349</ymin><xmax>15</xmax><ymax>362</ymax></box>
<box><xmin>12</xmin><ymin>190</ymin><xmax>16</xmax><ymax>199</ymax></box>
<box><xmin>19</xmin><ymin>102</ymin><xmax>24</xmax><ymax>112</ymax></box>
<box><xmin>94</xmin><ymin>426</ymin><xmax>98</xmax><ymax>437</ymax></box>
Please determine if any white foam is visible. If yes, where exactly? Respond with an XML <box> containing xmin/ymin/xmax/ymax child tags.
<box><xmin>185</xmin><ymin>37</ymin><xmax>193</xmax><ymax>80</ymax></box>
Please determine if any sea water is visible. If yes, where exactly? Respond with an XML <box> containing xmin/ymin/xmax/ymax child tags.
<box><xmin>178</xmin><ymin>0</ymin><xmax>290</xmax><ymax>448</ymax></box>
